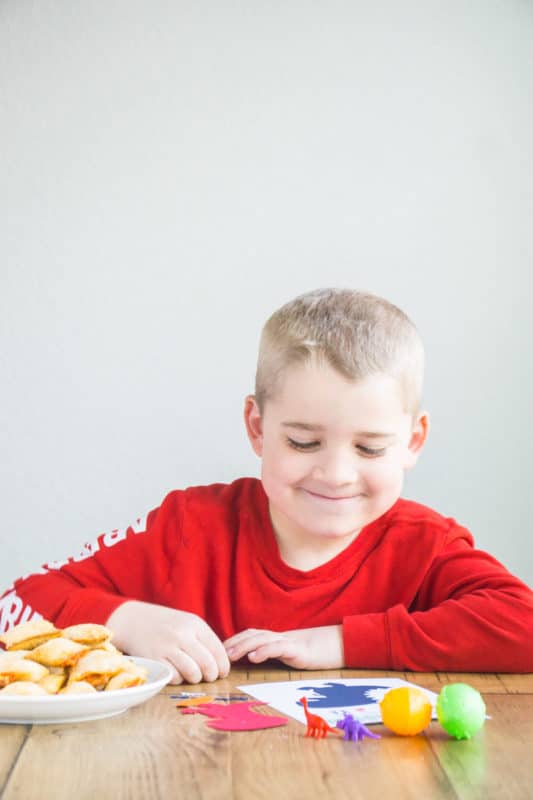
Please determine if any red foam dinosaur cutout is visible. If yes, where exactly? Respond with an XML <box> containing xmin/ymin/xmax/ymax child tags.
<box><xmin>181</xmin><ymin>701</ymin><xmax>288</xmax><ymax>731</ymax></box>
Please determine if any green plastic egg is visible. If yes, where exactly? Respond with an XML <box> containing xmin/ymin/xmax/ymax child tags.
<box><xmin>436</xmin><ymin>683</ymin><xmax>486</xmax><ymax>740</ymax></box>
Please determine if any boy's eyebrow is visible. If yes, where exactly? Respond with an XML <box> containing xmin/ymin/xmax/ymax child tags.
<box><xmin>282</xmin><ymin>422</ymin><xmax>325</xmax><ymax>431</ymax></box>
<box><xmin>281</xmin><ymin>422</ymin><xmax>396</xmax><ymax>438</ymax></box>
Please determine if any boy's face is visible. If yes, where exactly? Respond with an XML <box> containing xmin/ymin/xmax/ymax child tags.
<box><xmin>244</xmin><ymin>361</ymin><xmax>428</xmax><ymax>554</ymax></box>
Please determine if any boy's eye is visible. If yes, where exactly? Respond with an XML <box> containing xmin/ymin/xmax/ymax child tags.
<box><xmin>287</xmin><ymin>437</ymin><xmax>320</xmax><ymax>451</ymax></box>
<box><xmin>287</xmin><ymin>438</ymin><xmax>387</xmax><ymax>458</ymax></box>
<box><xmin>357</xmin><ymin>445</ymin><xmax>387</xmax><ymax>458</ymax></box>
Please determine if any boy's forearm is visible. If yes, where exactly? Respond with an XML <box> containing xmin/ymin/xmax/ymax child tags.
<box><xmin>0</xmin><ymin>573</ymin><xmax>131</xmax><ymax>634</ymax></box>
<box><xmin>342</xmin><ymin>613</ymin><xmax>390</xmax><ymax>668</ymax></box>
<box><xmin>343</xmin><ymin>587</ymin><xmax>533</xmax><ymax>672</ymax></box>
<box><xmin>343</xmin><ymin>539</ymin><xmax>533</xmax><ymax>673</ymax></box>
<box><xmin>0</xmin><ymin>499</ymin><xmax>173</xmax><ymax>636</ymax></box>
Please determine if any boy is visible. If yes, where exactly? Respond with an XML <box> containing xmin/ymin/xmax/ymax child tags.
<box><xmin>1</xmin><ymin>288</ymin><xmax>532</xmax><ymax>684</ymax></box>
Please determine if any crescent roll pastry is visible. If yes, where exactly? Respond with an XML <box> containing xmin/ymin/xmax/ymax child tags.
<box><xmin>62</xmin><ymin>624</ymin><xmax>112</xmax><ymax>647</ymax></box>
<box><xmin>68</xmin><ymin>649</ymin><xmax>124</xmax><ymax>689</ymax></box>
<box><xmin>0</xmin><ymin>658</ymin><xmax>49</xmax><ymax>688</ymax></box>
<box><xmin>0</xmin><ymin>619</ymin><xmax>61</xmax><ymax>651</ymax></box>
<box><xmin>1</xmin><ymin>681</ymin><xmax>49</xmax><ymax>696</ymax></box>
<box><xmin>26</xmin><ymin>637</ymin><xmax>90</xmax><ymax>667</ymax></box>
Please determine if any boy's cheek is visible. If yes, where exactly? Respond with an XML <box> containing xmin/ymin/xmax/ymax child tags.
<box><xmin>364</xmin><ymin>463</ymin><xmax>406</xmax><ymax>494</ymax></box>
<box><xmin>262</xmin><ymin>456</ymin><xmax>304</xmax><ymax>484</ymax></box>
<box><xmin>401</xmin><ymin>449</ymin><xmax>420</xmax><ymax>471</ymax></box>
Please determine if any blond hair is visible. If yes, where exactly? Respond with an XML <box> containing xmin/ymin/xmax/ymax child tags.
<box><xmin>255</xmin><ymin>288</ymin><xmax>424</xmax><ymax>416</ymax></box>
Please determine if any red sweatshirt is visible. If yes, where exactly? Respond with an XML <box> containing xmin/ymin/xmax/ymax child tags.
<box><xmin>1</xmin><ymin>478</ymin><xmax>532</xmax><ymax>671</ymax></box>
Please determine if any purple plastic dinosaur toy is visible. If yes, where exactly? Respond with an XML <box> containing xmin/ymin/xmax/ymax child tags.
<box><xmin>336</xmin><ymin>713</ymin><xmax>381</xmax><ymax>742</ymax></box>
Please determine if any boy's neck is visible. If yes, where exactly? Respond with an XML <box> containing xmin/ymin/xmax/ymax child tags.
<box><xmin>278</xmin><ymin>540</ymin><xmax>358</xmax><ymax>571</ymax></box>
<box><xmin>269</xmin><ymin>508</ymin><xmax>361</xmax><ymax>571</ymax></box>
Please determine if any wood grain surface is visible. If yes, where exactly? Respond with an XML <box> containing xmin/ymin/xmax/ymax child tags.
<box><xmin>1</xmin><ymin>668</ymin><xmax>531</xmax><ymax>800</ymax></box>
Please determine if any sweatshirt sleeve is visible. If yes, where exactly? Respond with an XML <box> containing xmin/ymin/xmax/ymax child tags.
<box><xmin>342</xmin><ymin>526</ymin><xmax>533</xmax><ymax>672</ymax></box>
<box><xmin>0</xmin><ymin>491</ymin><xmax>183</xmax><ymax>636</ymax></box>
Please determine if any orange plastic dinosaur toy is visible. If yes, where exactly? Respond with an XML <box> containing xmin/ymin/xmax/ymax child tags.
<box><xmin>300</xmin><ymin>696</ymin><xmax>342</xmax><ymax>739</ymax></box>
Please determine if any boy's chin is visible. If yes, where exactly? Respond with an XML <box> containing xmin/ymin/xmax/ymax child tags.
<box><xmin>316</xmin><ymin>527</ymin><xmax>361</xmax><ymax>540</ymax></box>
<box><xmin>298</xmin><ymin>519</ymin><xmax>364</xmax><ymax>540</ymax></box>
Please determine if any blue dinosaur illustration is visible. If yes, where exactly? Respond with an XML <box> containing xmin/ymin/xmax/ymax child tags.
<box><xmin>297</xmin><ymin>682</ymin><xmax>391</xmax><ymax>708</ymax></box>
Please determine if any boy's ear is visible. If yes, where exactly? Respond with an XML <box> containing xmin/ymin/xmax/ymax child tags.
<box><xmin>243</xmin><ymin>395</ymin><xmax>264</xmax><ymax>457</ymax></box>
<box><xmin>404</xmin><ymin>411</ymin><xmax>430</xmax><ymax>470</ymax></box>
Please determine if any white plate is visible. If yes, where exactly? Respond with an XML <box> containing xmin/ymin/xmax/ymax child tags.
<box><xmin>0</xmin><ymin>657</ymin><xmax>173</xmax><ymax>725</ymax></box>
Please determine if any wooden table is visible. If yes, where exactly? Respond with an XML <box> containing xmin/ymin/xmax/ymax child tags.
<box><xmin>1</xmin><ymin>667</ymin><xmax>532</xmax><ymax>800</ymax></box>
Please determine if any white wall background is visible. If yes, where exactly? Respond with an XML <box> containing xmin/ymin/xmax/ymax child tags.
<box><xmin>1</xmin><ymin>0</ymin><xmax>532</xmax><ymax>590</ymax></box>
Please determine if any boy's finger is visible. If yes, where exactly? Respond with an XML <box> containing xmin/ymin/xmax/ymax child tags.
<box><xmin>225</xmin><ymin>632</ymin><xmax>278</xmax><ymax>660</ymax></box>
<box><xmin>223</xmin><ymin>628</ymin><xmax>264</xmax><ymax>649</ymax></box>
<box><xmin>179</xmin><ymin>639</ymin><xmax>223</xmax><ymax>683</ymax></box>
<box><xmin>168</xmin><ymin>648</ymin><xmax>205</xmax><ymax>684</ymax></box>
<box><xmin>163</xmin><ymin>660</ymin><xmax>184</xmax><ymax>685</ymax></box>
<box><xmin>198</xmin><ymin>628</ymin><xmax>231</xmax><ymax>677</ymax></box>
<box><xmin>247</xmin><ymin>639</ymin><xmax>299</xmax><ymax>664</ymax></box>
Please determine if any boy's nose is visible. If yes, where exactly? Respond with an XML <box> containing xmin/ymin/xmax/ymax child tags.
<box><xmin>312</xmin><ymin>450</ymin><xmax>358</xmax><ymax>487</ymax></box>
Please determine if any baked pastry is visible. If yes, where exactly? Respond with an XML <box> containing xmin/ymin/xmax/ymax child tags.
<box><xmin>60</xmin><ymin>680</ymin><xmax>98</xmax><ymax>695</ymax></box>
<box><xmin>62</xmin><ymin>624</ymin><xmax>112</xmax><ymax>647</ymax></box>
<box><xmin>47</xmin><ymin>666</ymin><xmax>68</xmax><ymax>676</ymax></box>
<box><xmin>105</xmin><ymin>660</ymin><xmax>148</xmax><ymax>690</ymax></box>
<box><xmin>0</xmin><ymin>620</ymin><xmax>61</xmax><ymax>651</ymax></box>
<box><xmin>0</xmin><ymin>681</ymin><xmax>49</xmax><ymax>696</ymax></box>
<box><xmin>97</xmin><ymin>640</ymin><xmax>120</xmax><ymax>654</ymax></box>
<box><xmin>68</xmin><ymin>649</ymin><xmax>124</xmax><ymax>689</ymax></box>
<box><xmin>0</xmin><ymin>658</ymin><xmax>49</xmax><ymax>688</ymax></box>
<box><xmin>39</xmin><ymin>672</ymin><xmax>68</xmax><ymax>694</ymax></box>
<box><xmin>0</xmin><ymin>618</ymin><xmax>147</xmax><ymax>695</ymax></box>
<box><xmin>0</xmin><ymin>650</ymin><xmax>31</xmax><ymax>665</ymax></box>
<box><xmin>26</xmin><ymin>637</ymin><xmax>89</xmax><ymax>667</ymax></box>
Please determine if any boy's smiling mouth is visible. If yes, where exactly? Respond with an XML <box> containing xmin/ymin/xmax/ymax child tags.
<box><xmin>301</xmin><ymin>489</ymin><xmax>363</xmax><ymax>503</ymax></box>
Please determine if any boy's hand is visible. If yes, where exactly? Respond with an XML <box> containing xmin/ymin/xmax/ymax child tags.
<box><xmin>223</xmin><ymin>625</ymin><xmax>344</xmax><ymax>670</ymax></box>
<box><xmin>106</xmin><ymin>601</ymin><xmax>230</xmax><ymax>685</ymax></box>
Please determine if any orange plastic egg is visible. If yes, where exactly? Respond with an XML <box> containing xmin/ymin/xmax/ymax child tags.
<box><xmin>379</xmin><ymin>687</ymin><xmax>432</xmax><ymax>736</ymax></box>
